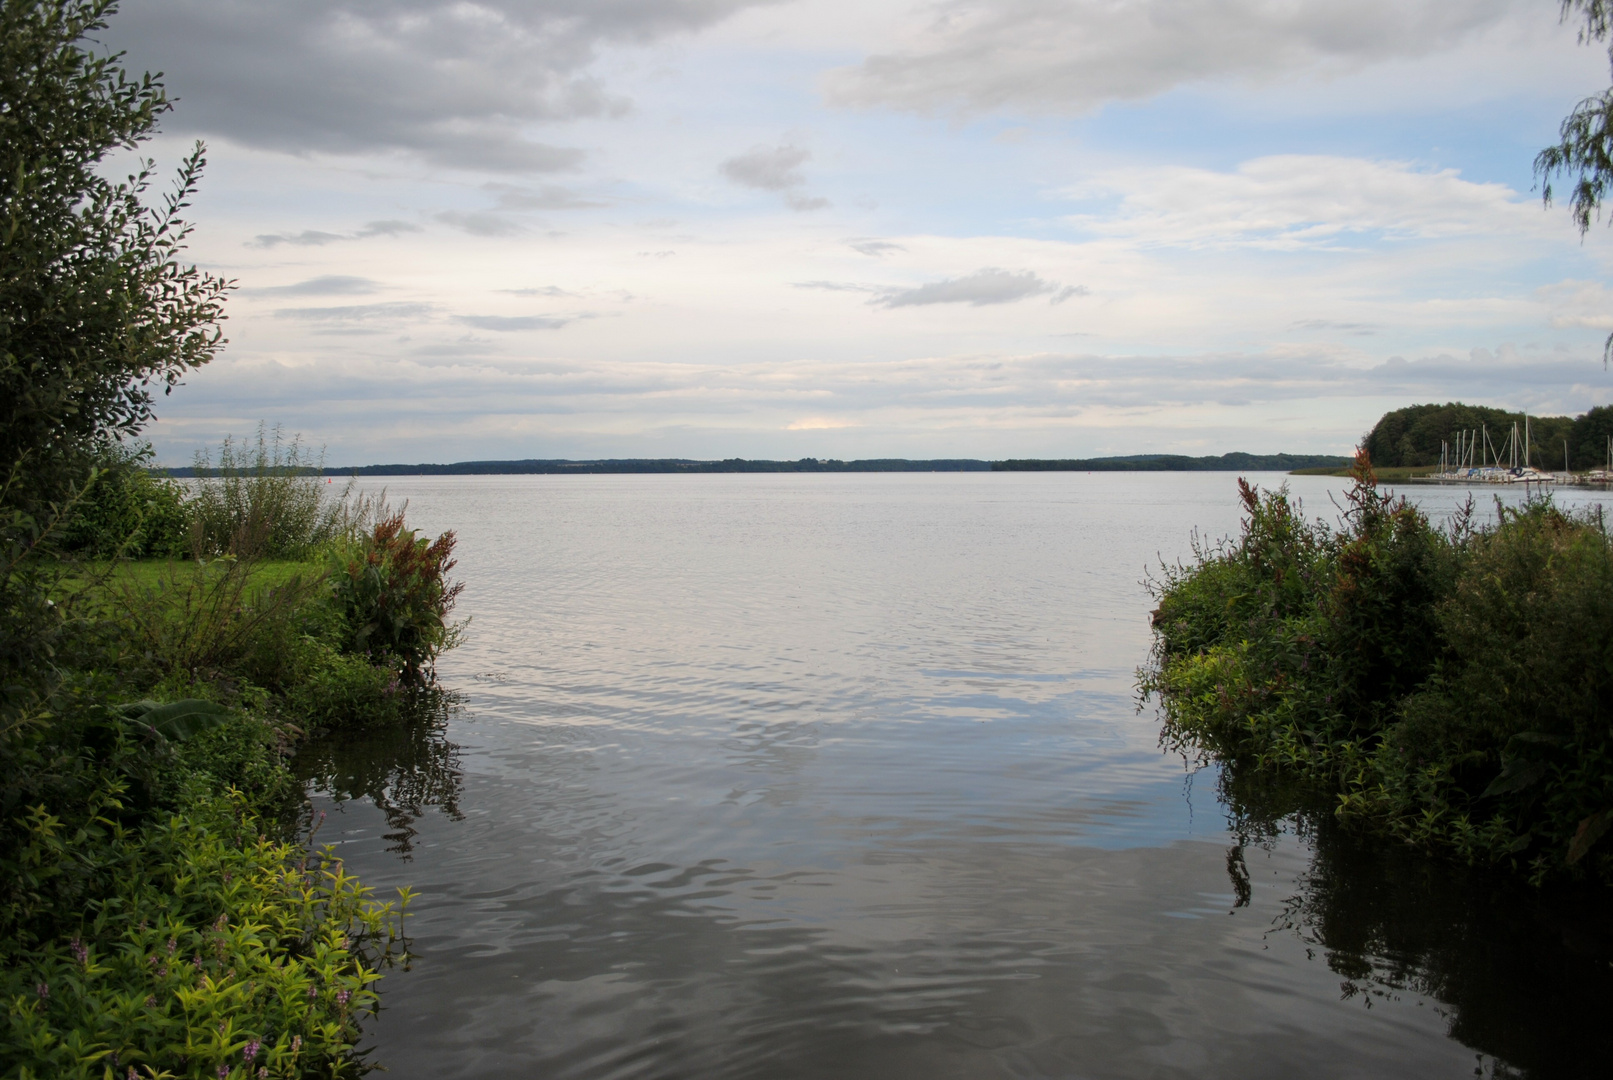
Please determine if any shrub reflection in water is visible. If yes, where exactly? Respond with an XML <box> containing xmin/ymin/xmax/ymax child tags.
<box><xmin>294</xmin><ymin>695</ymin><xmax>465</xmax><ymax>859</ymax></box>
<box><xmin>1217</xmin><ymin>760</ymin><xmax>1613</xmax><ymax>1078</ymax></box>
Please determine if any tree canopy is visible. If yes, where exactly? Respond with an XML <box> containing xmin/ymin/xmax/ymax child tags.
<box><xmin>0</xmin><ymin>0</ymin><xmax>229</xmax><ymax>525</ymax></box>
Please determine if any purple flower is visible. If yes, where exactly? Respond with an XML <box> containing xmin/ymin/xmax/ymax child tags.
<box><xmin>306</xmin><ymin>985</ymin><xmax>317</xmax><ymax>999</ymax></box>
<box><xmin>193</xmin><ymin>954</ymin><xmax>204</xmax><ymax>969</ymax></box>
<box><xmin>217</xmin><ymin>1065</ymin><xmax>229</xmax><ymax>1079</ymax></box>
<box><xmin>167</xmin><ymin>938</ymin><xmax>177</xmax><ymax>955</ymax></box>
<box><xmin>35</xmin><ymin>982</ymin><xmax>47</xmax><ymax>1000</ymax></box>
<box><xmin>70</xmin><ymin>938</ymin><xmax>87</xmax><ymax>965</ymax></box>
<box><xmin>243</xmin><ymin>1038</ymin><xmax>261</xmax><ymax>1062</ymax></box>
<box><xmin>336</xmin><ymin>989</ymin><xmax>351</xmax><ymax>1007</ymax></box>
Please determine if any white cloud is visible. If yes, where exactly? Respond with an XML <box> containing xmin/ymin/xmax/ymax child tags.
<box><xmin>1067</xmin><ymin>155</ymin><xmax>1544</xmax><ymax>250</ymax></box>
<box><xmin>827</xmin><ymin>0</ymin><xmax>1519</xmax><ymax>114</ymax></box>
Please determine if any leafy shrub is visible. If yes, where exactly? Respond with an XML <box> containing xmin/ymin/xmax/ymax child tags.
<box><xmin>1143</xmin><ymin>453</ymin><xmax>1613</xmax><ymax>881</ymax></box>
<box><xmin>328</xmin><ymin>514</ymin><xmax>463</xmax><ymax>687</ymax></box>
<box><xmin>0</xmin><ymin>793</ymin><xmax>411</xmax><ymax>1080</ymax></box>
<box><xmin>184</xmin><ymin>427</ymin><xmax>362</xmax><ymax>560</ymax></box>
<box><xmin>59</xmin><ymin>442</ymin><xmax>188</xmax><ymax>559</ymax></box>
<box><xmin>278</xmin><ymin>642</ymin><xmax>404</xmax><ymax>734</ymax></box>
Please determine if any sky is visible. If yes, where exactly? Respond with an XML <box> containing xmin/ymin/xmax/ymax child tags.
<box><xmin>97</xmin><ymin>0</ymin><xmax>1613</xmax><ymax>465</ymax></box>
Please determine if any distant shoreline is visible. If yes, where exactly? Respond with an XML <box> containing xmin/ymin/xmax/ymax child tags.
<box><xmin>157</xmin><ymin>453</ymin><xmax>1354</xmax><ymax>477</ymax></box>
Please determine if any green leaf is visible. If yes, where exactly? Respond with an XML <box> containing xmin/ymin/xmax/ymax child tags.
<box><xmin>1567</xmin><ymin>809</ymin><xmax>1613</xmax><ymax>865</ymax></box>
<box><xmin>117</xmin><ymin>698</ymin><xmax>230</xmax><ymax>742</ymax></box>
<box><xmin>1480</xmin><ymin>759</ymin><xmax>1549</xmax><ymax>799</ymax></box>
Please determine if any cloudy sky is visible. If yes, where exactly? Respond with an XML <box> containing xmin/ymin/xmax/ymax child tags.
<box><xmin>103</xmin><ymin>0</ymin><xmax>1613</xmax><ymax>464</ymax></box>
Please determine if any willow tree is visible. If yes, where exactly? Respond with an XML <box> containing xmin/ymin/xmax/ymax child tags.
<box><xmin>0</xmin><ymin>0</ymin><xmax>229</xmax><ymax>529</ymax></box>
<box><xmin>1537</xmin><ymin>1</ymin><xmax>1613</xmax><ymax>363</ymax></box>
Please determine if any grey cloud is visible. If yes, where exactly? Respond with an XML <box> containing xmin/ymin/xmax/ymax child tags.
<box><xmin>356</xmin><ymin>220</ymin><xmax>423</xmax><ymax>238</ymax></box>
<box><xmin>274</xmin><ymin>302</ymin><xmax>434</xmax><ymax>321</ymax></box>
<box><xmin>107</xmin><ymin>1</ymin><xmax>769</xmax><ymax>172</ymax></box>
<box><xmin>249</xmin><ymin>220</ymin><xmax>422</xmax><ymax>249</ymax></box>
<box><xmin>785</xmin><ymin>193</ymin><xmax>832</xmax><ymax>212</ymax></box>
<box><xmin>487</xmin><ymin>183</ymin><xmax>608</xmax><ymax>210</ymax></box>
<box><xmin>721</xmin><ymin>146</ymin><xmax>811</xmax><ymax>191</ymax></box>
<box><xmin>455</xmin><ymin>315</ymin><xmax>571</xmax><ymax>331</ymax></box>
<box><xmin>247</xmin><ymin>230</ymin><xmax>346</xmax><ymax>249</ymax></box>
<box><xmin>827</xmin><ymin>0</ymin><xmax>1513</xmax><ymax>115</ymax></box>
<box><xmin>877</xmin><ymin>269</ymin><xmax>1084</xmax><ymax>308</ymax></box>
<box><xmin>256</xmin><ymin>275</ymin><xmax>380</xmax><ymax>296</ymax></box>
<box><xmin>434</xmin><ymin>211</ymin><xmax>527</xmax><ymax>237</ymax></box>
<box><xmin>849</xmin><ymin>239</ymin><xmax>905</xmax><ymax>257</ymax></box>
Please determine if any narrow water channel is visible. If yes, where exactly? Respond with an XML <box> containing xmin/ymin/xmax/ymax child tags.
<box><xmin>296</xmin><ymin>473</ymin><xmax>1613</xmax><ymax>1079</ymax></box>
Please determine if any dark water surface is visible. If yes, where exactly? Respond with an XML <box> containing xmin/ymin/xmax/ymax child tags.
<box><xmin>296</xmin><ymin>473</ymin><xmax>1613</xmax><ymax>1079</ymax></box>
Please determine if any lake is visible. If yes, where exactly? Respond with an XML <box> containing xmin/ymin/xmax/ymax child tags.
<box><xmin>296</xmin><ymin>472</ymin><xmax>1613</xmax><ymax>1079</ymax></box>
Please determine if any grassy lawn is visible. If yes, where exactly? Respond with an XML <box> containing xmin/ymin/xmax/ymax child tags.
<box><xmin>56</xmin><ymin>556</ymin><xmax>328</xmax><ymax>599</ymax></box>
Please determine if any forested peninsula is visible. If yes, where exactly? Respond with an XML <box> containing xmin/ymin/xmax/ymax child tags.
<box><xmin>1364</xmin><ymin>401</ymin><xmax>1613</xmax><ymax>469</ymax></box>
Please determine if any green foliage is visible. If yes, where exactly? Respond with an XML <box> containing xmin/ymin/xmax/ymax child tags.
<box><xmin>0</xmin><ymin>793</ymin><xmax>411</xmax><ymax>1080</ymax></box>
<box><xmin>184</xmin><ymin>427</ymin><xmax>363</xmax><ymax>561</ymax></box>
<box><xmin>1363</xmin><ymin>402</ymin><xmax>1576</xmax><ymax>469</ymax></box>
<box><xmin>329</xmin><ymin>514</ymin><xmax>464</xmax><ymax>687</ymax></box>
<box><xmin>278</xmin><ymin>642</ymin><xmax>404</xmax><ymax>734</ymax></box>
<box><xmin>99</xmin><ymin>556</ymin><xmax>322</xmax><ymax>688</ymax></box>
<box><xmin>1143</xmin><ymin>456</ymin><xmax>1613</xmax><ymax>881</ymax></box>
<box><xmin>0</xmin><ymin>0</ymin><xmax>229</xmax><ymax>521</ymax></box>
<box><xmin>60</xmin><ymin>443</ymin><xmax>187</xmax><ymax>559</ymax></box>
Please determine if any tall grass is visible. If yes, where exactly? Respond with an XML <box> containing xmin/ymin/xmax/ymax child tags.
<box><xmin>184</xmin><ymin>424</ymin><xmax>382</xmax><ymax>559</ymax></box>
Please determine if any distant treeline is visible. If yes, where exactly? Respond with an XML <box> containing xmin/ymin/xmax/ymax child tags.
<box><xmin>1365</xmin><ymin>402</ymin><xmax>1613</xmax><ymax>469</ymax></box>
<box><xmin>993</xmin><ymin>453</ymin><xmax>1353</xmax><ymax>472</ymax></box>
<box><xmin>163</xmin><ymin>454</ymin><xmax>1358</xmax><ymax>477</ymax></box>
<box><xmin>160</xmin><ymin>458</ymin><xmax>998</xmax><ymax>477</ymax></box>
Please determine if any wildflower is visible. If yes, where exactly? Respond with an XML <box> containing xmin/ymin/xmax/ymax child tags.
<box><xmin>144</xmin><ymin>996</ymin><xmax>156</xmax><ymax>1008</ymax></box>
<box><xmin>167</xmin><ymin>938</ymin><xmax>177</xmax><ymax>954</ymax></box>
<box><xmin>336</xmin><ymin>989</ymin><xmax>351</xmax><ymax>1006</ymax></box>
<box><xmin>194</xmin><ymin>954</ymin><xmax>204</xmax><ymax>969</ymax></box>
<box><xmin>306</xmin><ymin>985</ymin><xmax>317</xmax><ymax>999</ymax></box>
<box><xmin>214</xmin><ymin>914</ymin><xmax>228</xmax><ymax>932</ymax></box>
<box><xmin>217</xmin><ymin>1066</ymin><xmax>229</xmax><ymax>1079</ymax></box>
<box><xmin>258</xmin><ymin>1069</ymin><xmax>268</xmax><ymax>1080</ymax></box>
<box><xmin>243</xmin><ymin>1038</ymin><xmax>261</xmax><ymax>1062</ymax></box>
<box><xmin>35</xmin><ymin>982</ymin><xmax>47</xmax><ymax>1000</ymax></box>
<box><xmin>291</xmin><ymin>1035</ymin><xmax>302</xmax><ymax>1053</ymax></box>
<box><xmin>70</xmin><ymin>938</ymin><xmax>87</xmax><ymax>965</ymax></box>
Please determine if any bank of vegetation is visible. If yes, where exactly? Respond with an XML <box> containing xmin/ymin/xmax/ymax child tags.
<box><xmin>1361</xmin><ymin>401</ymin><xmax>1613</xmax><ymax>471</ymax></box>
<box><xmin>2</xmin><ymin>3</ymin><xmax>460</xmax><ymax>1076</ymax></box>
<box><xmin>1142</xmin><ymin>455</ymin><xmax>1613</xmax><ymax>884</ymax></box>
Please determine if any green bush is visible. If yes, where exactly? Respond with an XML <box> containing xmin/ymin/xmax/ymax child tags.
<box><xmin>60</xmin><ymin>443</ymin><xmax>187</xmax><ymax>559</ymax></box>
<box><xmin>183</xmin><ymin>427</ymin><xmax>361</xmax><ymax>561</ymax></box>
<box><xmin>329</xmin><ymin>513</ymin><xmax>463</xmax><ymax>687</ymax></box>
<box><xmin>278</xmin><ymin>641</ymin><xmax>404</xmax><ymax>734</ymax></box>
<box><xmin>1</xmin><ymin>793</ymin><xmax>410</xmax><ymax>1080</ymax></box>
<box><xmin>1143</xmin><ymin>455</ymin><xmax>1613</xmax><ymax>881</ymax></box>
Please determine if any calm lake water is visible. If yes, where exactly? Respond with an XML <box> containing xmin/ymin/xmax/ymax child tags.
<box><xmin>296</xmin><ymin>473</ymin><xmax>1613</xmax><ymax>1079</ymax></box>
